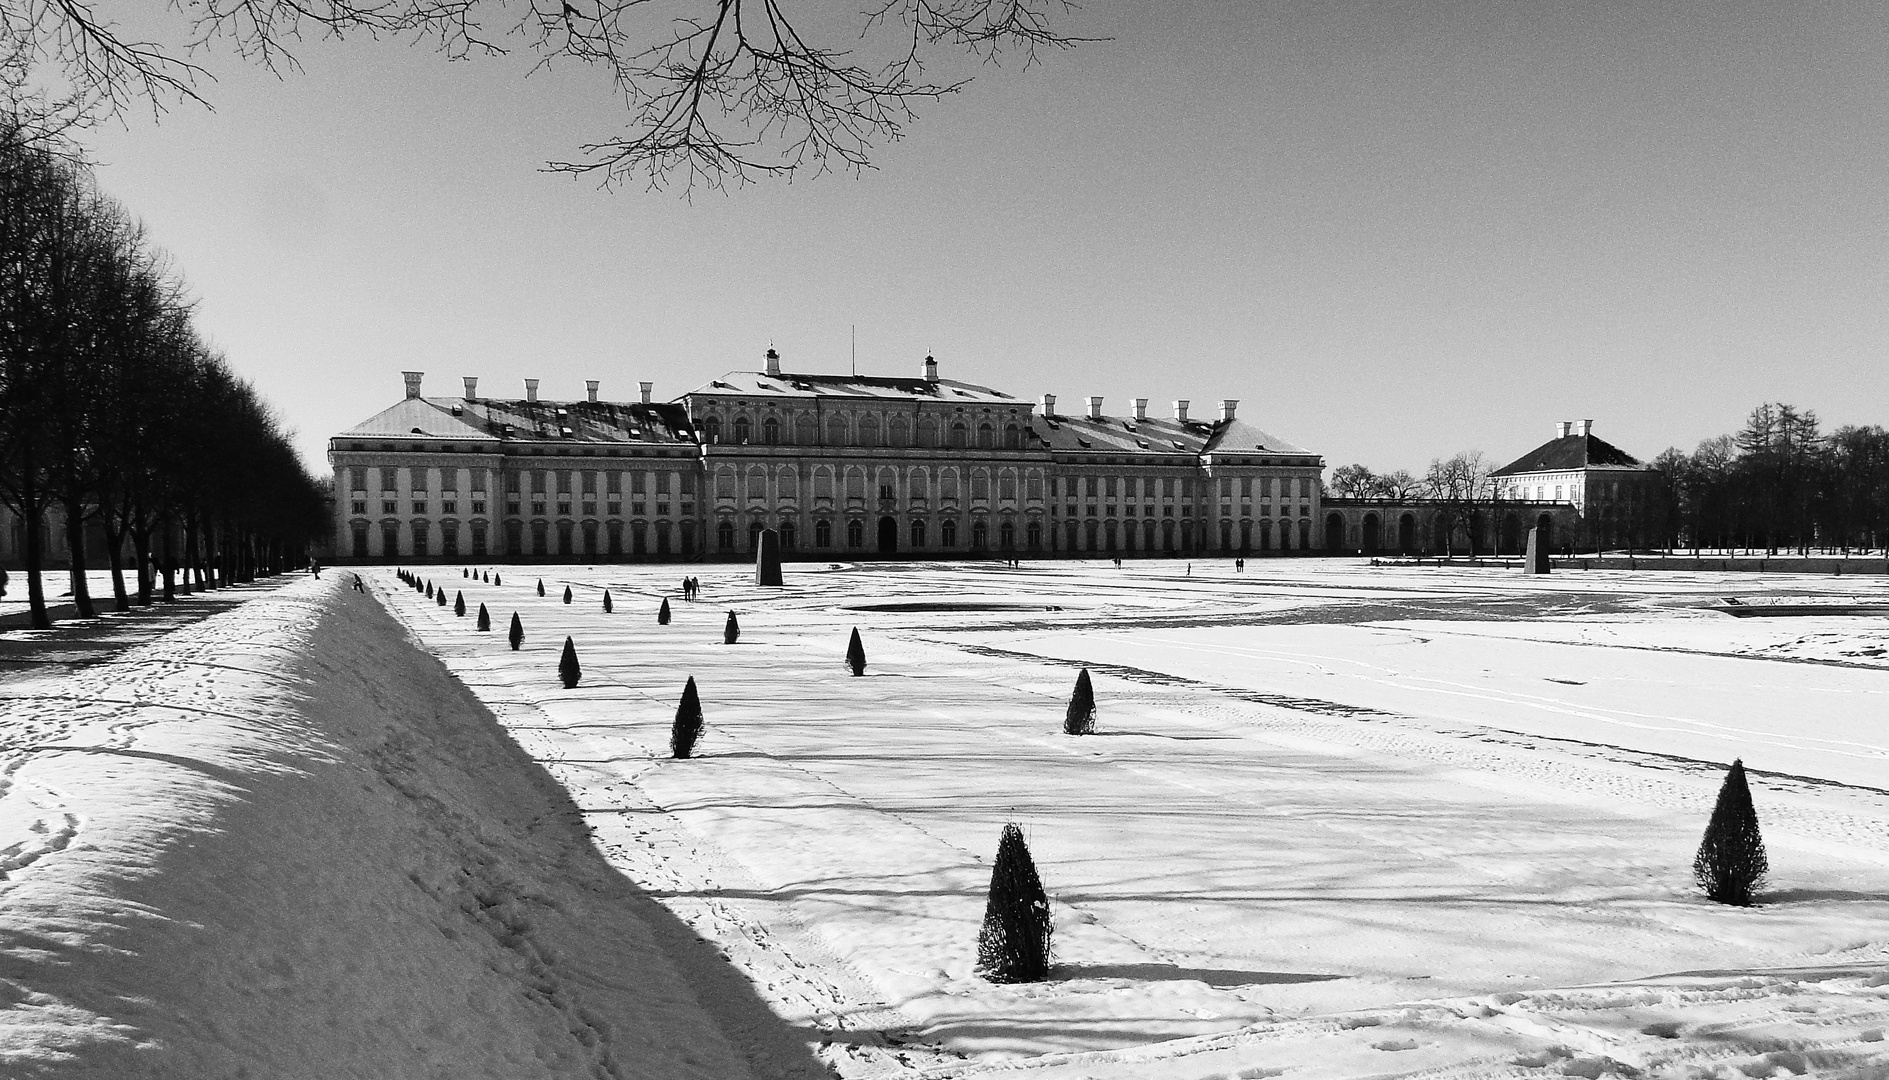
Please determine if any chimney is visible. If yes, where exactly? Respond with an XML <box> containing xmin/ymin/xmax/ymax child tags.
<box><xmin>402</xmin><ymin>371</ymin><xmax>423</xmax><ymax>400</ymax></box>
<box><xmin>1133</xmin><ymin>398</ymin><xmax>1148</xmax><ymax>422</ymax></box>
<box><xmin>1219</xmin><ymin>399</ymin><xmax>1239</xmax><ymax>422</ymax></box>
<box><xmin>586</xmin><ymin>380</ymin><xmax>600</xmax><ymax>403</ymax></box>
<box><xmin>462</xmin><ymin>376</ymin><xmax>477</xmax><ymax>401</ymax></box>
<box><xmin>525</xmin><ymin>378</ymin><xmax>539</xmax><ymax>402</ymax></box>
<box><xmin>764</xmin><ymin>346</ymin><xmax>781</xmax><ymax>377</ymax></box>
<box><xmin>923</xmin><ymin>354</ymin><xmax>939</xmax><ymax>382</ymax></box>
<box><xmin>1556</xmin><ymin>421</ymin><xmax>1572</xmax><ymax>438</ymax></box>
<box><xmin>639</xmin><ymin>381</ymin><xmax>653</xmax><ymax>405</ymax></box>
<box><xmin>1041</xmin><ymin>393</ymin><xmax>1057</xmax><ymax>416</ymax></box>
<box><xmin>1087</xmin><ymin>396</ymin><xmax>1105</xmax><ymax>420</ymax></box>
<box><xmin>1173</xmin><ymin>399</ymin><xmax>1190</xmax><ymax>423</ymax></box>
<box><xmin>1577</xmin><ymin>419</ymin><xmax>1593</xmax><ymax>437</ymax></box>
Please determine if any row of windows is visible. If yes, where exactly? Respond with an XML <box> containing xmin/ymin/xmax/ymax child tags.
<box><xmin>350</xmin><ymin>499</ymin><xmax>691</xmax><ymax>518</ymax></box>
<box><xmin>347</xmin><ymin>466</ymin><xmax>693</xmax><ymax>496</ymax></box>
<box><xmin>350</xmin><ymin>518</ymin><xmax>694</xmax><ymax>559</ymax></box>
<box><xmin>701</xmin><ymin>413</ymin><xmax>1026</xmax><ymax>450</ymax></box>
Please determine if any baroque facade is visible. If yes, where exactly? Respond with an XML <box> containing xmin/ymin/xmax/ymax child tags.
<box><xmin>326</xmin><ymin>352</ymin><xmax>1326</xmax><ymax>562</ymax></box>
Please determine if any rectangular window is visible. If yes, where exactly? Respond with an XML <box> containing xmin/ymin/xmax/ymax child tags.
<box><xmin>879</xmin><ymin>483</ymin><xmax>894</xmax><ymax>500</ymax></box>
<box><xmin>1220</xmin><ymin>477</ymin><xmax>1231</xmax><ymax>497</ymax></box>
<box><xmin>1105</xmin><ymin>476</ymin><xmax>1118</xmax><ymax>498</ymax></box>
<box><xmin>440</xmin><ymin>469</ymin><xmax>458</xmax><ymax>493</ymax></box>
<box><xmin>350</xmin><ymin>466</ymin><xmax>368</xmax><ymax>489</ymax></box>
<box><xmin>532</xmin><ymin>500</ymin><xmax>547</xmax><ymax>516</ymax></box>
<box><xmin>382</xmin><ymin>499</ymin><xmax>397</xmax><ymax>514</ymax></box>
<box><xmin>557</xmin><ymin>501</ymin><xmax>572</xmax><ymax>516</ymax></box>
<box><xmin>631</xmin><ymin>471</ymin><xmax>646</xmax><ymax>494</ymax></box>
<box><xmin>506</xmin><ymin>472</ymin><xmax>521</xmax><ymax>493</ymax></box>
<box><xmin>606</xmin><ymin>471</ymin><xmax>621</xmax><ymax>495</ymax></box>
<box><xmin>1085</xmin><ymin>477</ymin><xmax>1099</xmax><ymax>497</ymax></box>
<box><xmin>583</xmin><ymin>471</ymin><xmax>597</xmax><ymax>495</ymax></box>
<box><xmin>412</xmin><ymin>499</ymin><xmax>427</xmax><ymax>514</ymax></box>
<box><xmin>442</xmin><ymin>500</ymin><xmax>457</xmax><ymax>515</ymax></box>
<box><xmin>471</xmin><ymin>500</ymin><xmax>486</xmax><ymax>515</ymax></box>
<box><xmin>607</xmin><ymin>498</ymin><xmax>621</xmax><ymax>515</ymax></box>
<box><xmin>558</xmin><ymin>470</ymin><xmax>573</xmax><ymax>494</ymax></box>
<box><xmin>410</xmin><ymin>466</ymin><xmax>428</xmax><ymax>491</ymax></box>
<box><xmin>1026</xmin><ymin>475</ymin><xmax>1043</xmax><ymax>500</ymax></box>
<box><xmin>351</xmin><ymin>500</ymin><xmax>367</xmax><ymax>514</ymax></box>
<box><xmin>1240</xmin><ymin>477</ymin><xmax>1252</xmax><ymax>498</ymax></box>
<box><xmin>1555</xmin><ymin>485</ymin><xmax>1563</xmax><ymax>500</ymax></box>
<box><xmin>582</xmin><ymin>501</ymin><xmax>597</xmax><ymax>516</ymax></box>
<box><xmin>471</xmin><ymin>468</ymin><xmax>487</xmax><ymax>493</ymax></box>
<box><xmin>631</xmin><ymin>501</ymin><xmax>645</xmax><ymax>516</ymax></box>
<box><xmin>657</xmin><ymin>472</ymin><xmax>672</xmax><ymax>495</ymax></box>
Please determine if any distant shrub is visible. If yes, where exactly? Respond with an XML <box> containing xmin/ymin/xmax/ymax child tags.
<box><xmin>454</xmin><ymin>591</ymin><xmax>466</xmax><ymax>616</ymax></box>
<box><xmin>559</xmin><ymin>636</ymin><xmax>581</xmax><ymax>689</ymax></box>
<box><xmin>658</xmin><ymin>597</ymin><xmax>671</xmax><ymax>625</ymax></box>
<box><xmin>846</xmin><ymin>627</ymin><xmax>866</xmax><ymax>676</ymax></box>
<box><xmin>976</xmin><ymin>823</ymin><xmax>1052</xmax><ymax>983</ymax></box>
<box><xmin>672</xmin><ymin>677</ymin><xmax>704</xmax><ymax>758</ymax></box>
<box><xmin>723</xmin><ymin>611</ymin><xmax>740</xmax><ymax>644</ymax></box>
<box><xmin>435</xmin><ymin>590</ymin><xmax>446</xmax><ymax>607</ymax></box>
<box><xmin>425</xmin><ymin>581</ymin><xmax>434</xmax><ymax>598</ymax></box>
<box><xmin>563</xmin><ymin>585</ymin><xmax>573</xmax><ymax>604</ymax></box>
<box><xmin>603</xmin><ymin>589</ymin><xmax>613</xmax><ymax>613</ymax></box>
<box><xmin>1064</xmin><ymin>669</ymin><xmax>1095</xmax><ymax>735</ymax></box>
<box><xmin>477</xmin><ymin>603</ymin><xmax>491</xmax><ymax>631</ymax></box>
<box><xmin>1695</xmin><ymin>758</ymin><xmax>1769</xmax><ymax>906</ymax></box>
<box><xmin>509</xmin><ymin>612</ymin><xmax>524</xmax><ymax>651</ymax></box>
<box><xmin>537</xmin><ymin>579</ymin><xmax>545</xmax><ymax>597</ymax></box>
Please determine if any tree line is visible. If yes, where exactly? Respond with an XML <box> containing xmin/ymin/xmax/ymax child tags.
<box><xmin>0</xmin><ymin>116</ymin><xmax>328</xmax><ymax>629</ymax></box>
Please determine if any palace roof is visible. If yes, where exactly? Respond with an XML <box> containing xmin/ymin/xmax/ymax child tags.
<box><xmin>686</xmin><ymin>371</ymin><xmax>1019</xmax><ymax>405</ymax></box>
<box><xmin>336</xmin><ymin>397</ymin><xmax>696</xmax><ymax>446</ymax></box>
<box><xmin>1492</xmin><ymin>433</ymin><xmax>1650</xmax><ymax>476</ymax></box>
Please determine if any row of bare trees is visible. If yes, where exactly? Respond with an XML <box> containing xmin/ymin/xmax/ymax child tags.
<box><xmin>0</xmin><ymin>116</ymin><xmax>328</xmax><ymax>628</ymax></box>
<box><xmin>1653</xmin><ymin>404</ymin><xmax>1889</xmax><ymax>555</ymax></box>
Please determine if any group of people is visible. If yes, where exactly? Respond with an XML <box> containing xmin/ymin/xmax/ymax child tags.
<box><xmin>680</xmin><ymin>576</ymin><xmax>702</xmax><ymax>599</ymax></box>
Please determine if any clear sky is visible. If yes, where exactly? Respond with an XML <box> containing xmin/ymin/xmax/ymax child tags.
<box><xmin>77</xmin><ymin>0</ymin><xmax>1889</xmax><ymax>479</ymax></box>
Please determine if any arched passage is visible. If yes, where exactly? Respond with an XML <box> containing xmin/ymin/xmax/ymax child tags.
<box><xmin>1536</xmin><ymin>513</ymin><xmax>1554</xmax><ymax>553</ymax></box>
<box><xmin>877</xmin><ymin>515</ymin><xmax>898</xmax><ymax>554</ymax></box>
<box><xmin>1324</xmin><ymin>512</ymin><xmax>1345</xmax><ymax>551</ymax></box>
<box><xmin>1361</xmin><ymin>513</ymin><xmax>1380</xmax><ymax>554</ymax></box>
<box><xmin>1398</xmin><ymin>513</ymin><xmax>1416</xmax><ymax>555</ymax></box>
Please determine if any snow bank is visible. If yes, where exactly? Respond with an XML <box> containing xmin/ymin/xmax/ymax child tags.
<box><xmin>0</xmin><ymin>575</ymin><xmax>814</xmax><ymax>1079</ymax></box>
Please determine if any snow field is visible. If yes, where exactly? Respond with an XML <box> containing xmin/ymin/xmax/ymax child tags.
<box><xmin>388</xmin><ymin>561</ymin><xmax>1889</xmax><ymax>1078</ymax></box>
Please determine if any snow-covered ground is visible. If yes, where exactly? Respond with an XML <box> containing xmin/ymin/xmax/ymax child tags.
<box><xmin>4</xmin><ymin>560</ymin><xmax>1889</xmax><ymax>1078</ymax></box>
<box><xmin>382</xmin><ymin>560</ymin><xmax>1889</xmax><ymax>1078</ymax></box>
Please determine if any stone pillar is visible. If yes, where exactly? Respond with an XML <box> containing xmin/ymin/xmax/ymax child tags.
<box><xmin>755</xmin><ymin>528</ymin><xmax>783</xmax><ymax>586</ymax></box>
<box><xmin>1525</xmin><ymin>526</ymin><xmax>1550</xmax><ymax>575</ymax></box>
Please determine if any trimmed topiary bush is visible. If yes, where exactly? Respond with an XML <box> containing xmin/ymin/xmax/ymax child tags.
<box><xmin>1695</xmin><ymin>758</ymin><xmax>1769</xmax><ymax>906</ymax></box>
<box><xmin>537</xmin><ymin>579</ymin><xmax>545</xmax><ymax>597</ymax></box>
<box><xmin>723</xmin><ymin>611</ymin><xmax>740</xmax><ymax>644</ymax></box>
<box><xmin>425</xmin><ymin>581</ymin><xmax>434</xmax><ymax>598</ymax></box>
<box><xmin>1064</xmin><ymin>668</ymin><xmax>1095</xmax><ymax>735</ymax></box>
<box><xmin>603</xmin><ymin>589</ymin><xmax>613</xmax><ymax>613</ymax></box>
<box><xmin>509</xmin><ymin>612</ymin><xmax>524</xmax><ymax>651</ymax></box>
<box><xmin>454</xmin><ymin>591</ymin><xmax>466</xmax><ymax>616</ymax></box>
<box><xmin>976</xmin><ymin>822</ymin><xmax>1053</xmax><ymax>983</ymax></box>
<box><xmin>563</xmin><ymin>585</ymin><xmax>572</xmax><ymax>604</ymax></box>
<box><xmin>846</xmin><ymin>627</ymin><xmax>866</xmax><ymax>676</ymax></box>
<box><xmin>558</xmin><ymin>636</ymin><xmax>581</xmax><ymax>689</ymax></box>
<box><xmin>477</xmin><ymin>603</ymin><xmax>491</xmax><ymax>631</ymax></box>
<box><xmin>436</xmin><ymin>590</ymin><xmax>446</xmax><ymax>607</ymax></box>
<box><xmin>672</xmin><ymin>676</ymin><xmax>704</xmax><ymax>758</ymax></box>
<box><xmin>658</xmin><ymin>597</ymin><xmax>671</xmax><ymax>625</ymax></box>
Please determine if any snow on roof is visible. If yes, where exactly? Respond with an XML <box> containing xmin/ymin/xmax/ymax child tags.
<box><xmin>1492</xmin><ymin>433</ymin><xmax>1652</xmax><ymax>476</ymax></box>
<box><xmin>685</xmin><ymin>370</ymin><xmax>1017</xmax><ymax>404</ymax></box>
<box><xmin>336</xmin><ymin>398</ymin><xmax>695</xmax><ymax>445</ymax></box>
<box><xmin>1032</xmin><ymin>412</ymin><xmax>1317</xmax><ymax>459</ymax></box>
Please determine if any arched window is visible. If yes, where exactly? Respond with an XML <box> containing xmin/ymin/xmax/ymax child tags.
<box><xmin>859</xmin><ymin>414</ymin><xmax>879</xmax><ymax>447</ymax></box>
<box><xmin>977</xmin><ymin>423</ymin><xmax>994</xmax><ymax>449</ymax></box>
<box><xmin>940</xmin><ymin>469</ymin><xmax>959</xmax><ymax>502</ymax></box>
<box><xmin>910</xmin><ymin>518</ymin><xmax>927</xmax><ymax>547</ymax></box>
<box><xmin>717</xmin><ymin>520</ymin><xmax>735</xmax><ymax>549</ymax></box>
<box><xmin>815</xmin><ymin>518</ymin><xmax>833</xmax><ymax>546</ymax></box>
<box><xmin>814</xmin><ymin>467</ymin><xmax>834</xmax><ymax>502</ymax></box>
<box><xmin>779</xmin><ymin>519</ymin><xmax>796</xmax><ymax>549</ymax></box>
<box><xmin>734</xmin><ymin>416</ymin><xmax>752</xmax><ymax>443</ymax></box>
<box><xmin>748</xmin><ymin>519</ymin><xmax>764</xmax><ymax>549</ymax></box>
<box><xmin>999</xmin><ymin>521</ymin><xmax>1016</xmax><ymax>549</ymax></box>
<box><xmin>796</xmin><ymin>413</ymin><xmax>819</xmax><ymax>445</ymax></box>
<box><xmin>1026</xmin><ymin>521</ymin><xmax>1042</xmax><ymax>550</ymax></box>
<box><xmin>1299</xmin><ymin>519</ymin><xmax>1312</xmax><ymax>549</ymax></box>
<box><xmin>715</xmin><ymin>467</ymin><xmax>736</xmax><ymax>499</ymax></box>
<box><xmin>703</xmin><ymin>415</ymin><xmax>722</xmax><ymax>443</ymax></box>
<box><xmin>971</xmin><ymin>469</ymin><xmax>990</xmax><ymax>501</ymax></box>
<box><xmin>826</xmin><ymin>415</ymin><xmax>848</xmax><ymax>445</ymax></box>
<box><xmin>941</xmin><ymin>518</ymin><xmax>958</xmax><ymax>547</ymax></box>
<box><xmin>746</xmin><ymin>468</ymin><xmax>766</xmax><ymax>500</ymax></box>
<box><xmin>917</xmin><ymin>417</ymin><xmax>939</xmax><ymax>446</ymax></box>
<box><xmin>763</xmin><ymin>416</ymin><xmax>780</xmax><ymax>444</ymax></box>
<box><xmin>949</xmin><ymin>422</ymin><xmax>967</xmax><ymax>448</ymax></box>
<box><xmin>909</xmin><ymin>470</ymin><xmax>929</xmax><ymax>499</ymax></box>
<box><xmin>998</xmin><ymin>471</ymin><xmax>1017</xmax><ymax>500</ymax></box>
<box><xmin>972</xmin><ymin>519</ymin><xmax>989</xmax><ymax>548</ymax></box>
<box><xmin>845</xmin><ymin>467</ymin><xmax>866</xmax><ymax>500</ymax></box>
<box><xmin>778</xmin><ymin>469</ymin><xmax>798</xmax><ymax>500</ymax></box>
<box><xmin>1004</xmin><ymin>424</ymin><xmax>1021</xmax><ymax>449</ymax></box>
<box><xmin>888</xmin><ymin>416</ymin><xmax>909</xmax><ymax>446</ymax></box>
<box><xmin>1064</xmin><ymin>521</ymin><xmax>1078</xmax><ymax>550</ymax></box>
<box><xmin>846</xmin><ymin>519</ymin><xmax>864</xmax><ymax>547</ymax></box>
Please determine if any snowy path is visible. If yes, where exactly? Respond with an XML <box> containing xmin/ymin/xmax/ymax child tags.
<box><xmin>386</xmin><ymin>561</ymin><xmax>1889</xmax><ymax>1078</ymax></box>
<box><xmin>0</xmin><ymin>575</ymin><xmax>812</xmax><ymax>1079</ymax></box>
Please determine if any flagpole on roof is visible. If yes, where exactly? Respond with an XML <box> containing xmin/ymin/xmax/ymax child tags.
<box><xmin>852</xmin><ymin>324</ymin><xmax>856</xmax><ymax>377</ymax></box>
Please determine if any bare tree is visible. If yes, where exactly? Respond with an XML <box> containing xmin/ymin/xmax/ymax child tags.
<box><xmin>3</xmin><ymin>0</ymin><xmax>1087</xmax><ymax>189</ymax></box>
<box><xmin>1327</xmin><ymin>463</ymin><xmax>1378</xmax><ymax>499</ymax></box>
<box><xmin>1424</xmin><ymin>451</ymin><xmax>1492</xmax><ymax>557</ymax></box>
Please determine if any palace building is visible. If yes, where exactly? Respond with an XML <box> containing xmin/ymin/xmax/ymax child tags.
<box><xmin>327</xmin><ymin>351</ymin><xmax>1327</xmax><ymax>562</ymax></box>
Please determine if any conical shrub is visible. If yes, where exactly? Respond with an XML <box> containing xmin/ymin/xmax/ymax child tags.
<box><xmin>558</xmin><ymin>636</ymin><xmax>581</xmax><ymax>689</ymax></box>
<box><xmin>436</xmin><ymin>590</ymin><xmax>446</xmax><ymax>607</ymax></box>
<box><xmin>563</xmin><ymin>585</ymin><xmax>573</xmax><ymax>604</ymax></box>
<box><xmin>454</xmin><ymin>591</ymin><xmax>466</xmax><ymax>616</ymax></box>
<box><xmin>425</xmin><ymin>581</ymin><xmax>434</xmax><ymax>598</ymax></box>
<box><xmin>603</xmin><ymin>589</ymin><xmax>613</xmax><ymax>613</ymax></box>
<box><xmin>537</xmin><ymin>579</ymin><xmax>545</xmax><ymax>597</ymax></box>
<box><xmin>1694</xmin><ymin>758</ymin><xmax>1769</xmax><ymax>906</ymax></box>
<box><xmin>846</xmin><ymin>627</ymin><xmax>866</xmax><ymax>677</ymax></box>
<box><xmin>463</xmin><ymin>568</ymin><xmax>469</xmax><ymax>578</ymax></box>
<box><xmin>508</xmin><ymin>612</ymin><xmax>524</xmax><ymax>651</ymax></box>
<box><xmin>1064</xmin><ymin>668</ymin><xmax>1096</xmax><ymax>735</ymax></box>
<box><xmin>476</xmin><ymin>603</ymin><xmax>491</xmax><ymax>631</ymax></box>
<box><xmin>976</xmin><ymin>823</ymin><xmax>1053</xmax><ymax>983</ymax></box>
<box><xmin>723</xmin><ymin>611</ymin><xmax>740</xmax><ymax>645</ymax></box>
<box><xmin>658</xmin><ymin>597</ymin><xmax>671</xmax><ymax>625</ymax></box>
<box><xmin>672</xmin><ymin>677</ymin><xmax>704</xmax><ymax>758</ymax></box>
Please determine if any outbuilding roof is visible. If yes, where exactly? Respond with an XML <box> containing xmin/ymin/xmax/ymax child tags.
<box><xmin>1492</xmin><ymin>433</ymin><xmax>1650</xmax><ymax>476</ymax></box>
